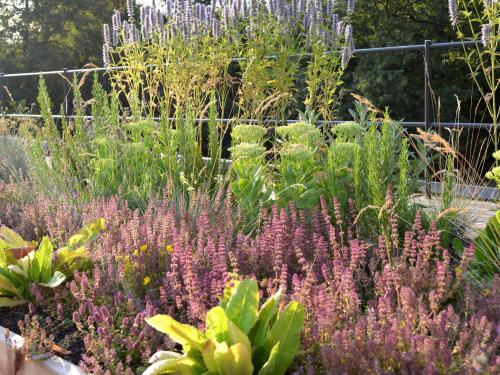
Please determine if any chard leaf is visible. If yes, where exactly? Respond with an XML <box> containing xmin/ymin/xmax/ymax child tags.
<box><xmin>146</xmin><ymin>314</ymin><xmax>207</xmax><ymax>352</ymax></box>
<box><xmin>225</xmin><ymin>279</ymin><xmax>259</xmax><ymax>334</ymax></box>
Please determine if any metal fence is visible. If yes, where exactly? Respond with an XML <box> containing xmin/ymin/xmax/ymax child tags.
<box><xmin>0</xmin><ymin>39</ymin><xmax>493</xmax><ymax>130</ymax></box>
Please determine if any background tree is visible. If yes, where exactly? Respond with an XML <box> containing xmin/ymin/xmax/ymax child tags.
<box><xmin>340</xmin><ymin>0</ymin><xmax>483</xmax><ymax>125</ymax></box>
<box><xmin>0</xmin><ymin>0</ymin><xmax>123</xmax><ymax>110</ymax></box>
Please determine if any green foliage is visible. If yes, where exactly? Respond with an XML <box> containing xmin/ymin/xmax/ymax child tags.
<box><xmin>145</xmin><ymin>279</ymin><xmax>304</xmax><ymax>375</ymax></box>
<box><xmin>24</xmin><ymin>77</ymin><xmax>218</xmax><ymax>207</ymax></box>
<box><xmin>0</xmin><ymin>218</ymin><xmax>105</xmax><ymax>306</ymax></box>
<box><xmin>452</xmin><ymin>0</ymin><xmax>499</xmax><ymax>149</ymax></box>
<box><xmin>472</xmin><ymin>210</ymin><xmax>500</xmax><ymax>282</ymax></box>
<box><xmin>0</xmin><ymin>0</ymin><xmax>124</xmax><ymax>109</ymax></box>
<box><xmin>453</xmin><ymin>210</ymin><xmax>500</xmax><ymax>286</ymax></box>
<box><xmin>275</xmin><ymin>143</ymin><xmax>319</xmax><ymax>210</ymax></box>
<box><xmin>486</xmin><ymin>151</ymin><xmax>500</xmax><ymax>191</ymax></box>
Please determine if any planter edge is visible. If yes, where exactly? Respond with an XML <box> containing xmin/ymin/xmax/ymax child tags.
<box><xmin>0</xmin><ymin>325</ymin><xmax>86</xmax><ymax>375</ymax></box>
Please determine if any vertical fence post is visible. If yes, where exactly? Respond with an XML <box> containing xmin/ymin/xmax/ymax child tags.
<box><xmin>63</xmin><ymin>67</ymin><xmax>69</xmax><ymax>118</ymax></box>
<box><xmin>424</xmin><ymin>40</ymin><xmax>433</xmax><ymax>197</ymax></box>
<box><xmin>0</xmin><ymin>73</ymin><xmax>4</xmax><ymax>115</ymax></box>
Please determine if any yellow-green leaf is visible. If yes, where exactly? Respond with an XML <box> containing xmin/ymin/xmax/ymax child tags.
<box><xmin>225</xmin><ymin>279</ymin><xmax>259</xmax><ymax>334</ymax></box>
<box><xmin>146</xmin><ymin>314</ymin><xmax>207</xmax><ymax>352</ymax></box>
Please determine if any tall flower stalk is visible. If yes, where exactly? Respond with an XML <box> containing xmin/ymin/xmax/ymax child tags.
<box><xmin>450</xmin><ymin>0</ymin><xmax>499</xmax><ymax>151</ymax></box>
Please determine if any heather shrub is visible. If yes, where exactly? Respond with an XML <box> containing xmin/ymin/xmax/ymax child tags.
<box><xmin>0</xmin><ymin>186</ymin><xmax>494</xmax><ymax>373</ymax></box>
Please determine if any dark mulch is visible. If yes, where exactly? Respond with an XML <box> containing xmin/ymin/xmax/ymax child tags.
<box><xmin>0</xmin><ymin>305</ymin><xmax>84</xmax><ymax>366</ymax></box>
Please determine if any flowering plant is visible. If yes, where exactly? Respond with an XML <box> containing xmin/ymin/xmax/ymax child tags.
<box><xmin>449</xmin><ymin>0</ymin><xmax>499</xmax><ymax>149</ymax></box>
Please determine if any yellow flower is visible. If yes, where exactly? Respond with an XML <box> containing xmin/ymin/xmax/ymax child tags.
<box><xmin>165</xmin><ymin>244</ymin><xmax>173</xmax><ymax>254</ymax></box>
<box><xmin>133</xmin><ymin>249</ymin><xmax>139</xmax><ymax>256</ymax></box>
<box><xmin>140</xmin><ymin>244</ymin><xmax>148</xmax><ymax>252</ymax></box>
<box><xmin>143</xmin><ymin>276</ymin><xmax>151</xmax><ymax>286</ymax></box>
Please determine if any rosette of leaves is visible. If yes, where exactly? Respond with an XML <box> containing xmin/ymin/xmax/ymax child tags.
<box><xmin>275</xmin><ymin>143</ymin><xmax>319</xmax><ymax>210</ymax></box>
<box><xmin>145</xmin><ymin>279</ymin><xmax>304</xmax><ymax>375</ymax></box>
<box><xmin>0</xmin><ymin>219</ymin><xmax>105</xmax><ymax>306</ymax></box>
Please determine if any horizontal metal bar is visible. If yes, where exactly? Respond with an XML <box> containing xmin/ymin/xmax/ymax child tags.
<box><xmin>1</xmin><ymin>40</ymin><xmax>483</xmax><ymax>78</ymax></box>
<box><xmin>420</xmin><ymin>181</ymin><xmax>498</xmax><ymax>201</ymax></box>
<box><xmin>0</xmin><ymin>113</ymin><xmax>493</xmax><ymax>130</ymax></box>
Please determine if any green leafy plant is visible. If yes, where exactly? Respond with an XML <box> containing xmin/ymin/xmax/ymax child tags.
<box><xmin>229</xmin><ymin>125</ymin><xmax>270</xmax><ymax>229</ymax></box>
<box><xmin>454</xmin><ymin>210</ymin><xmax>499</xmax><ymax>285</ymax></box>
<box><xmin>450</xmin><ymin>0</ymin><xmax>499</xmax><ymax>150</ymax></box>
<box><xmin>486</xmin><ymin>150</ymin><xmax>500</xmax><ymax>190</ymax></box>
<box><xmin>144</xmin><ymin>279</ymin><xmax>304</xmax><ymax>375</ymax></box>
<box><xmin>0</xmin><ymin>218</ymin><xmax>105</xmax><ymax>306</ymax></box>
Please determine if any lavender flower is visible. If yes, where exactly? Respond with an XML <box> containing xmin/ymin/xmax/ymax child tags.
<box><xmin>347</xmin><ymin>0</ymin><xmax>356</xmax><ymax>14</ymax></box>
<box><xmin>102</xmin><ymin>43</ymin><xmax>111</xmax><ymax>67</ymax></box>
<box><xmin>448</xmin><ymin>0</ymin><xmax>459</xmax><ymax>27</ymax></box>
<box><xmin>103</xmin><ymin>24</ymin><xmax>111</xmax><ymax>45</ymax></box>
<box><xmin>127</xmin><ymin>0</ymin><xmax>135</xmax><ymax>20</ymax></box>
<box><xmin>481</xmin><ymin>23</ymin><xmax>491</xmax><ymax>47</ymax></box>
<box><xmin>341</xmin><ymin>46</ymin><xmax>350</xmax><ymax>68</ymax></box>
<box><xmin>345</xmin><ymin>24</ymin><xmax>354</xmax><ymax>51</ymax></box>
<box><xmin>112</xmin><ymin>10</ymin><xmax>121</xmax><ymax>31</ymax></box>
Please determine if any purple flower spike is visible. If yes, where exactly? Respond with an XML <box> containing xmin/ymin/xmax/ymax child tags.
<box><xmin>127</xmin><ymin>0</ymin><xmax>135</xmax><ymax>20</ymax></box>
<box><xmin>448</xmin><ymin>0</ymin><xmax>459</xmax><ymax>27</ymax></box>
<box><xmin>103</xmin><ymin>24</ymin><xmax>111</xmax><ymax>45</ymax></box>
<box><xmin>481</xmin><ymin>23</ymin><xmax>491</xmax><ymax>47</ymax></box>
<box><xmin>102</xmin><ymin>44</ymin><xmax>111</xmax><ymax>67</ymax></box>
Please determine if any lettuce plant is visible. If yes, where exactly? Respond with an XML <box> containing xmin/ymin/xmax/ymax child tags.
<box><xmin>144</xmin><ymin>279</ymin><xmax>304</xmax><ymax>375</ymax></box>
<box><xmin>0</xmin><ymin>218</ymin><xmax>105</xmax><ymax>306</ymax></box>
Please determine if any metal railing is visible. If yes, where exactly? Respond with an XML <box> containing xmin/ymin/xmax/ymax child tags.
<box><xmin>0</xmin><ymin>39</ymin><xmax>493</xmax><ymax>130</ymax></box>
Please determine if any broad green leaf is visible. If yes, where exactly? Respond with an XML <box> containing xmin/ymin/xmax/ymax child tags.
<box><xmin>227</xmin><ymin>319</ymin><xmax>252</xmax><ymax>355</ymax></box>
<box><xmin>149</xmin><ymin>351</ymin><xmax>183</xmax><ymax>364</ymax></box>
<box><xmin>225</xmin><ymin>279</ymin><xmax>259</xmax><ymax>334</ymax></box>
<box><xmin>206</xmin><ymin>306</ymin><xmax>229</xmax><ymax>343</ymax></box>
<box><xmin>257</xmin><ymin>341</ymin><xmax>288</xmax><ymax>375</ymax></box>
<box><xmin>142</xmin><ymin>358</ymin><xmax>179</xmax><ymax>375</ymax></box>
<box><xmin>31</xmin><ymin>237</ymin><xmax>53</xmax><ymax>282</ymax></box>
<box><xmin>39</xmin><ymin>271</ymin><xmax>66</xmax><ymax>288</ymax></box>
<box><xmin>146</xmin><ymin>314</ymin><xmax>207</xmax><ymax>352</ymax></box>
<box><xmin>0</xmin><ymin>274</ymin><xmax>19</xmax><ymax>295</ymax></box>
<box><xmin>214</xmin><ymin>342</ymin><xmax>253</xmax><ymax>375</ymax></box>
<box><xmin>202</xmin><ymin>340</ymin><xmax>218</xmax><ymax>374</ymax></box>
<box><xmin>256</xmin><ymin>302</ymin><xmax>304</xmax><ymax>375</ymax></box>
<box><xmin>176</xmin><ymin>356</ymin><xmax>207</xmax><ymax>375</ymax></box>
<box><xmin>0</xmin><ymin>266</ymin><xmax>25</xmax><ymax>289</ymax></box>
<box><xmin>249</xmin><ymin>288</ymin><xmax>282</xmax><ymax>347</ymax></box>
<box><xmin>0</xmin><ymin>227</ymin><xmax>29</xmax><ymax>249</ymax></box>
<box><xmin>7</xmin><ymin>264</ymin><xmax>27</xmax><ymax>278</ymax></box>
<box><xmin>214</xmin><ymin>342</ymin><xmax>233</xmax><ymax>374</ymax></box>
<box><xmin>0</xmin><ymin>297</ymin><xmax>27</xmax><ymax>307</ymax></box>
